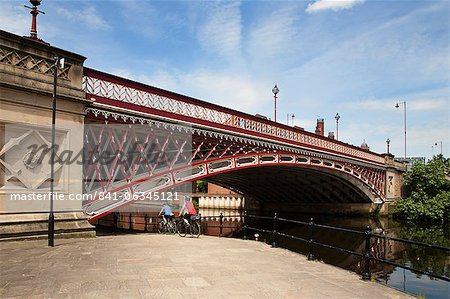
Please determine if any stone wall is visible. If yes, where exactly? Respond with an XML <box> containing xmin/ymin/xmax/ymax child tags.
<box><xmin>0</xmin><ymin>30</ymin><xmax>94</xmax><ymax>240</ymax></box>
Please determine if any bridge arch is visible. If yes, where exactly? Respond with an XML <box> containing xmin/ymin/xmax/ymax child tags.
<box><xmin>85</xmin><ymin>150</ymin><xmax>385</xmax><ymax>221</ymax></box>
<box><xmin>201</xmin><ymin>164</ymin><xmax>376</xmax><ymax>205</ymax></box>
<box><xmin>82</xmin><ymin>109</ymin><xmax>386</xmax><ymax>221</ymax></box>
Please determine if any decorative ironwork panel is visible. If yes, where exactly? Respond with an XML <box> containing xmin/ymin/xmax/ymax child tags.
<box><xmin>83</xmin><ymin>70</ymin><xmax>385</xmax><ymax>165</ymax></box>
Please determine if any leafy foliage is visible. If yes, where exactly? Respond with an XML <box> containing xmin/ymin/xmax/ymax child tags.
<box><xmin>194</xmin><ymin>180</ymin><xmax>208</xmax><ymax>193</ymax></box>
<box><xmin>394</xmin><ymin>155</ymin><xmax>450</xmax><ymax>222</ymax></box>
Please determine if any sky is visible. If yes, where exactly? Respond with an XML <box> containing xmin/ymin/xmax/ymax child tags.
<box><xmin>1</xmin><ymin>0</ymin><xmax>449</xmax><ymax>160</ymax></box>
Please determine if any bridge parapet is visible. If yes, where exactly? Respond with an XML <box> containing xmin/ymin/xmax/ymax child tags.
<box><xmin>83</xmin><ymin>68</ymin><xmax>385</xmax><ymax>167</ymax></box>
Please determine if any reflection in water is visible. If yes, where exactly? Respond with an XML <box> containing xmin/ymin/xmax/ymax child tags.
<box><xmin>201</xmin><ymin>209</ymin><xmax>449</xmax><ymax>299</ymax></box>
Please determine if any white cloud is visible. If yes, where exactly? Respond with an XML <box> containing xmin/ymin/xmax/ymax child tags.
<box><xmin>305</xmin><ymin>0</ymin><xmax>365</xmax><ymax>14</ymax></box>
<box><xmin>247</xmin><ymin>5</ymin><xmax>299</xmax><ymax>60</ymax></box>
<box><xmin>197</xmin><ymin>1</ymin><xmax>242</xmax><ymax>57</ymax></box>
<box><xmin>180</xmin><ymin>70</ymin><xmax>267</xmax><ymax>113</ymax></box>
<box><xmin>107</xmin><ymin>67</ymin><xmax>268</xmax><ymax>115</ymax></box>
<box><xmin>409</xmin><ymin>99</ymin><xmax>448</xmax><ymax>111</ymax></box>
<box><xmin>138</xmin><ymin>70</ymin><xmax>178</xmax><ymax>92</ymax></box>
<box><xmin>56</xmin><ymin>6</ymin><xmax>111</xmax><ymax>31</ymax></box>
<box><xmin>118</xmin><ymin>0</ymin><xmax>161</xmax><ymax>39</ymax></box>
<box><xmin>109</xmin><ymin>69</ymin><xmax>135</xmax><ymax>81</ymax></box>
<box><xmin>343</xmin><ymin>91</ymin><xmax>448</xmax><ymax>112</ymax></box>
<box><xmin>0</xmin><ymin>3</ymin><xmax>30</xmax><ymax>36</ymax></box>
<box><xmin>292</xmin><ymin>119</ymin><xmax>317</xmax><ymax>131</ymax></box>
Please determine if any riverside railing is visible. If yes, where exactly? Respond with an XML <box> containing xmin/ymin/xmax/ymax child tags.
<box><xmin>95</xmin><ymin>212</ymin><xmax>243</xmax><ymax>236</ymax></box>
<box><xmin>93</xmin><ymin>211</ymin><xmax>449</xmax><ymax>283</ymax></box>
<box><xmin>241</xmin><ymin>212</ymin><xmax>450</xmax><ymax>283</ymax></box>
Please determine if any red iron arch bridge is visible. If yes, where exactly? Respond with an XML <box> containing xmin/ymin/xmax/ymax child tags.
<box><xmin>81</xmin><ymin>68</ymin><xmax>386</xmax><ymax>221</ymax></box>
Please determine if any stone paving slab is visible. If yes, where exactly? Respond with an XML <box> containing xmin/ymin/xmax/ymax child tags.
<box><xmin>0</xmin><ymin>234</ymin><xmax>413</xmax><ymax>299</ymax></box>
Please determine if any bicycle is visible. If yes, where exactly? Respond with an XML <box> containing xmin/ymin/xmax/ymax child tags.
<box><xmin>176</xmin><ymin>214</ymin><xmax>201</xmax><ymax>238</ymax></box>
<box><xmin>158</xmin><ymin>216</ymin><xmax>176</xmax><ymax>234</ymax></box>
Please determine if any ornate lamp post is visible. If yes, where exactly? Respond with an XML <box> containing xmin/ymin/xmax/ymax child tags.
<box><xmin>334</xmin><ymin>113</ymin><xmax>340</xmax><ymax>141</ymax></box>
<box><xmin>386</xmin><ymin>138</ymin><xmax>390</xmax><ymax>154</ymax></box>
<box><xmin>24</xmin><ymin>0</ymin><xmax>45</xmax><ymax>40</ymax></box>
<box><xmin>272</xmin><ymin>85</ymin><xmax>279</xmax><ymax>122</ymax></box>
<box><xmin>395</xmin><ymin>101</ymin><xmax>407</xmax><ymax>160</ymax></box>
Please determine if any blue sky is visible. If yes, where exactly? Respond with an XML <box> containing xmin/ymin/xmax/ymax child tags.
<box><xmin>1</xmin><ymin>0</ymin><xmax>449</xmax><ymax>160</ymax></box>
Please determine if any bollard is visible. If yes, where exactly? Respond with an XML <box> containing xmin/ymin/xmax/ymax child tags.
<box><xmin>243</xmin><ymin>211</ymin><xmax>248</xmax><ymax>240</ymax></box>
<box><xmin>271</xmin><ymin>213</ymin><xmax>278</xmax><ymax>248</ymax></box>
<box><xmin>308</xmin><ymin>217</ymin><xmax>315</xmax><ymax>261</ymax></box>
<box><xmin>144</xmin><ymin>214</ymin><xmax>148</xmax><ymax>232</ymax></box>
<box><xmin>362</xmin><ymin>225</ymin><xmax>372</xmax><ymax>280</ymax></box>
<box><xmin>219</xmin><ymin>212</ymin><xmax>223</xmax><ymax>237</ymax></box>
<box><xmin>129</xmin><ymin>213</ymin><xmax>133</xmax><ymax>230</ymax></box>
<box><xmin>113</xmin><ymin>212</ymin><xmax>118</xmax><ymax>231</ymax></box>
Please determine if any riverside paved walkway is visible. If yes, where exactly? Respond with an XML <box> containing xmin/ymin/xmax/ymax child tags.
<box><xmin>0</xmin><ymin>234</ymin><xmax>412</xmax><ymax>299</ymax></box>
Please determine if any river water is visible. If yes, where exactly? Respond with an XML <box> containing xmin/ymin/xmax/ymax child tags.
<box><xmin>201</xmin><ymin>209</ymin><xmax>450</xmax><ymax>299</ymax></box>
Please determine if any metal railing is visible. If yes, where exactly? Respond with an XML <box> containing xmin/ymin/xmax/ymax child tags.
<box><xmin>95</xmin><ymin>212</ymin><xmax>160</xmax><ymax>232</ymax></box>
<box><xmin>93</xmin><ymin>210</ymin><xmax>449</xmax><ymax>283</ymax></box>
<box><xmin>239</xmin><ymin>212</ymin><xmax>450</xmax><ymax>282</ymax></box>
<box><xmin>95</xmin><ymin>212</ymin><xmax>243</xmax><ymax>236</ymax></box>
<box><xmin>201</xmin><ymin>212</ymin><xmax>243</xmax><ymax>237</ymax></box>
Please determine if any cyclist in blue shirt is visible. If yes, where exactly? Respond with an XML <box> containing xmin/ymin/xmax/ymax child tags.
<box><xmin>158</xmin><ymin>203</ymin><xmax>173</xmax><ymax>223</ymax></box>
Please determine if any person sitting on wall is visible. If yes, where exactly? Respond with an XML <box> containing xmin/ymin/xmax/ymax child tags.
<box><xmin>179</xmin><ymin>196</ymin><xmax>197</xmax><ymax>225</ymax></box>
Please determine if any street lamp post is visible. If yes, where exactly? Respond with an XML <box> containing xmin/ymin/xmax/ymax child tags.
<box><xmin>395</xmin><ymin>101</ymin><xmax>407</xmax><ymax>160</ymax></box>
<box><xmin>286</xmin><ymin>113</ymin><xmax>295</xmax><ymax>126</ymax></box>
<box><xmin>48</xmin><ymin>56</ymin><xmax>58</xmax><ymax>247</ymax></box>
<box><xmin>435</xmin><ymin>141</ymin><xmax>442</xmax><ymax>156</ymax></box>
<box><xmin>386</xmin><ymin>138</ymin><xmax>390</xmax><ymax>154</ymax></box>
<box><xmin>48</xmin><ymin>56</ymin><xmax>64</xmax><ymax>247</ymax></box>
<box><xmin>334</xmin><ymin>113</ymin><xmax>340</xmax><ymax>141</ymax></box>
<box><xmin>272</xmin><ymin>85</ymin><xmax>279</xmax><ymax>122</ymax></box>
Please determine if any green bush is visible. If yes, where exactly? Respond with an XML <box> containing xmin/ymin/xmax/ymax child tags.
<box><xmin>394</xmin><ymin>156</ymin><xmax>450</xmax><ymax>222</ymax></box>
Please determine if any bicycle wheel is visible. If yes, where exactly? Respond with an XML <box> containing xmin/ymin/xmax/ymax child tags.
<box><xmin>177</xmin><ymin>220</ymin><xmax>187</xmax><ymax>237</ymax></box>
<box><xmin>190</xmin><ymin>221</ymin><xmax>201</xmax><ymax>238</ymax></box>
<box><xmin>168</xmin><ymin>220</ymin><xmax>177</xmax><ymax>234</ymax></box>
<box><xmin>158</xmin><ymin>221</ymin><xmax>165</xmax><ymax>234</ymax></box>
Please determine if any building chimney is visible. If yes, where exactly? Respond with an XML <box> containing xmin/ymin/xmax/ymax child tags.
<box><xmin>328</xmin><ymin>132</ymin><xmax>335</xmax><ymax>139</ymax></box>
<box><xmin>315</xmin><ymin>118</ymin><xmax>324</xmax><ymax>136</ymax></box>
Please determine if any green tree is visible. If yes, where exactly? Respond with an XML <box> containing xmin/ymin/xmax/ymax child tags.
<box><xmin>394</xmin><ymin>155</ymin><xmax>450</xmax><ymax>222</ymax></box>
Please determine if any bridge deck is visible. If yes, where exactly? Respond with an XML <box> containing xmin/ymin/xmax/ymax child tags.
<box><xmin>0</xmin><ymin>235</ymin><xmax>411</xmax><ymax>298</ymax></box>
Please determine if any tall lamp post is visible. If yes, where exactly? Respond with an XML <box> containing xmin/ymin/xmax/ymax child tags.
<box><xmin>272</xmin><ymin>85</ymin><xmax>279</xmax><ymax>122</ymax></box>
<box><xmin>395</xmin><ymin>101</ymin><xmax>407</xmax><ymax>160</ymax></box>
<box><xmin>386</xmin><ymin>138</ymin><xmax>391</xmax><ymax>154</ymax></box>
<box><xmin>334</xmin><ymin>113</ymin><xmax>340</xmax><ymax>141</ymax></box>
<box><xmin>48</xmin><ymin>56</ymin><xmax>64</xmax><ymax>247</ymax></box>
<box><xmin>435</xmin><ymin>141</ymin><xmax>442</xmax><ymax>156</ymax></box>
<box><xmin>286</xmin><ymin>113</ymin><xmax>295</xmax><ymax>126</ymax></box>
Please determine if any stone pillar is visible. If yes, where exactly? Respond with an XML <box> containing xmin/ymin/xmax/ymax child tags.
<box><xmin>0</xmin><ymin>30</ymin><xmax>95</xmax><ymax>240</ymax></box>
<box><xmin>383</xmin><ymin>154</ymin><xmax>406</xmax><ymax>201</ymax></box>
